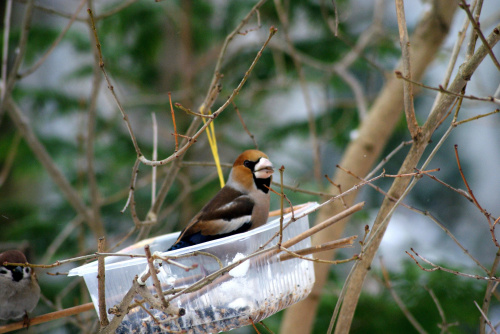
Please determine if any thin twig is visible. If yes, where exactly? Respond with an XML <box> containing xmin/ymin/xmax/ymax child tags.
<box><xmin>279</xmin><ymin>244</ymin><xmax>358</xmax><ymax>265</ymax></box>
<box><xmin>6</xmin><ymin>99</ymin><xmax>94</xmax><ymax>228</ymax></box>
<box><xmin>87</xmin><ymin>10</ymin><xmax>105</xmax><ymax>239</ymax></box>
<box><xmin>97</xmin><ymin>237</ymin><xmax>109</xmax><ymax>327</ymax></box>
<box><xmin>454</xmin><ymin>145</ymin><xmax>495</xmax><ymax>233</ymax></box>
<box><xmin>0</xmin><ymin>0</ymin><xmax>34</xmax><ymax>115</ymax></box>
<box><xmin>424</xmin><ymin>286</ymin><xmax>457</xmax><ymax>333</ymax></box>
<box><xmin>325</xmin><ymin>174</ymin><xmax>347</xmax><ymax>207</ymax></box>
<box><xmin>319</xmin><ymin>0</ymin><xmax>339</xmax><ymax>36</ymax></box>
<box><xmin>454</xmin><ymin>109</ymin><xmax>500</xmax><ymax>125</ymax></box>
<box><xmin>278</xmin><ymin>236</ymin><xmax>357</xmax><ymax>262</ymax></box>
<box><xmin>250</xmin><ymin>317</ymin><xmax>262</xmax><ymax>334</ymax></box>
<box><xmin>145</xmin><ymin>245</ymin><xmax>169</xmax><ymax>308</ymax></box>
<box><xmin>138</xmin><ymin>27</ymin><xmax>278</xmax><ymax>167</ymax></box>
<box><xmin>232</xmin><ymin>100</ymin><xmax>259</xmax><ymax>149</ymax></box>
<box><xmin>279</xmin><ymin>166</ymin><xmax>285</xmax><ymax>246</ymax></box>
<box><xmin>411</xmin><ymin>205</ymin><xmax>488</xmax><ymax>273</ymax></box>
<box><xmin>258</xmin><ymin>320</ymin><xmax>275</xmax><ymax>334</ymax></box>
<box><xmin>459</xmin><ymin>0</ymin><xmax>500</xmax><ymax>70</ymax></box>
<box><xmin>0</xmin><ymin>0</ymin><xmax>13</xmax><ymax>105</ymax></box>
<box><xmin>421</xmin><ymin>170</ymin><xmax>473</xmax><ymax>202</ymax></box>
<box><xmin>41</xmin><ymin>215</ymin><xmax>84</xmax><ymax>264</ymax></box>
<box><xmin>439</xmin><ymin>0</ymin><xmax>476</xmax><ymax>92</ymax></box>
<box><xmin>135</xmin><ymin>299</ymin><xmax>161</xmax><ymax>325</ymax></box>
<box><xmin>481</xmin><ymin>254</ymin><xmax>500</xmax><ymax>334</ymax></box>
<box><xmin>138</xmin><ymin>3</ymin><xmax>268</xmax><ymax>239</ymax></box>
<box><xmin>474</xmin><ymin>300</ymin><xmax>498</xmax><ymax>334</ymax></box>
<box><xmin>237</xmin><ymin>7</ymin><xmax>261</xmax><ymax>35</ymax></box>
<box><xmin>95</xmin><ymin>0</ymin><xmax>139</xmax><ymax>20</ymax></box>
<box><xmin>203</xmin><ymin>0</ymin><xmax>268</xmax><ymax>103</ymax></box>
<box><xmin>380</xmin><ymin>258</ymin><xmax>427</xmax><ymax>334</ymax></box>
<box><xmin>280</xmin><ymin>203</ymin><xmax>364</xmax><ymax>251</ymax></box>
<box><xmin>108</xmin><ymin>226</ymin><xmax>138</xmax><ymax>252</ymax></box>
<box><xmin>0</xmin><ymin>131</ymin><xmax>21</xmax><ymax>187</ymax></box>
<box><xmin>152</xmin><ymin>112</ymin><xmax>158</xmax><ymax>205</ymax></box>
<box><xmin>87</xmin><ymin>8</ymin><xmax>142</xmax><ymax>157</ymax></box>
<box><xmin>122</xmin><ymin>159</ymin><xmax>146</xmax><ymax>227</ymax></box>
<box><xmin>175</xmin><ymin>103</ymin><xmax>215</xmax><ymax>118</ymax></box>
<box><xmin>19</xmin><ymin>0</ymin><xmax>87</xmax><ymax>78</ymax></box>
<box><xmin>395</xmin><ymin>72</ymin><xmax>500</xmax><ymax>104</ymax></box>
<box><xmin>337</xmin><ymin>163</ymin><xmax>490</xmax><ymax>275</ymax></box>
<box><xmin>406</xmin><ymin>248</ymin><xmax>500</xmax><ymax>281</ymax></box>
<box><xmin>395</xmin><ymin>0</ymin><xmax>420</xmax><ymax>139</ymax></box>
<box><xmin>0</xmin><ymin>303</ymin><xmax>95</xmax><ymax>334</ymax></box>
<box><xmin>274</xmin><ymin>0</ymin><xmax>322</xmax><ymax>183</ymax></box>
<box><xmin>365</xmin><ymin>140</ymin><xmax>413</xmax><ymax>179</ymax></box>
<box><xmin>168</xmin><ymin>92</ymin><xmax>178</xmax><ymax>152</ymax></box>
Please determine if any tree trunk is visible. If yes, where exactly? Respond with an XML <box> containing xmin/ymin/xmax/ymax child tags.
<box><xmin>281</xmin><ymin>2</ymin><xmax>458</xmax><ymax>333</ymax></box>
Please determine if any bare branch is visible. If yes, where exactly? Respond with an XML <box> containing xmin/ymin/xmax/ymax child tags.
<box><xmin>406</xmin><ymin>248</ymin><xmax>500</xmax><ymax>281</ymax></box>
<box><xmin>19</xmin><ymin>0</ymin><xmax>87</xmax><ymax>78</ymax></box>
<box><xmin>0</xmin><ymin>131</ymin><xmax>21</xmax><ymax>187</ymax></box>
<box><xmin>0</xmin><ymin>0</ymin><xmax>13</xmax><ymax>104</ymax></box>
<box><xmin>232</xmin><ymin>100</ymin><xmax>259</xmax><ymax>149</ymax></box>
<box><xmin>395</xmin><ymin>71</ymin><xmax>500</xmax><ymax>104</ymax></box>
<box><xmin>395</xmin><ymin>0</ymin><xmax>420</xmax><ymax>139</ymax></box>
<box><xmin>454</xmin><ymin>108</ymin><xmax>500</xmax><ymax>125</ymax></box>
<box><xmin>380</xmin><ymin>258</ymin><xmax>427</xmax><ymax>334</ymax></box>
<box><xmin>459</xmin><ymin>0</ymin><xmax>500</xmax><ymax>70</ymax></box>
<box><xmin>97</xmin><ymin>237</ymin><xmax>109</xmax><ymax>328</ymax></box>
<box><xmin>6</xmin><ymin>99</ymin><xmax>95</xmax><ymax>230</ymax></box>
<box><xmin>87</xmin><ymin>8</ymin><xmax>143</xmax><ymax>157</ymax></box>
<box><xmin>274</xmin><ymin>0</ymin><xmax>322</xmax><ymax>183</ymax></box>
<box><xmin>0</xmin><ymin>303</ymin><xmax>95</xmax><ymax>333</ymax></box>
<box><xmin>138</xmin><ymin>27</ymin><xmax>278</xmax><ymax>167</ymax></box>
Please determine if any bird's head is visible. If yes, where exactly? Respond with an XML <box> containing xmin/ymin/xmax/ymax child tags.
<box><xmin>230</xmin><ymin>150</ymin><xmax>274</xmax><ymax>193</ymax></box>
<box><xmin>0</xmin><ymin>250</ymin><xmax>32</xmax><ymax>283</ymax></box>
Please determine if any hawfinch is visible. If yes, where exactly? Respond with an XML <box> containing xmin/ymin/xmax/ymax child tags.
<box><xmin>168</xmin><ymin>149</ymin><xmax>274</xmax><ymax>251</ymax></box>
<box><xmin>0</xmin><ymin>250</ymin><xmax>40</xmax><ymax>321</ymax></box>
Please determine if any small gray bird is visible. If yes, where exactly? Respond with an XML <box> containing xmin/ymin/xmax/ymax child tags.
<box><xmin>0</xmin><ymin>250</ymin><xmax>40</xmax><ymax>322</ymax></box>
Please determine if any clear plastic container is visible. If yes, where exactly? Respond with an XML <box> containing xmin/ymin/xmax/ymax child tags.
<box><xmin>69</xmin><ymin>202</ymin><xmax>318</xmax><ymax>333</ymax></box>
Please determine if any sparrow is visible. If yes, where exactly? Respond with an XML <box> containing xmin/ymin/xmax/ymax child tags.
<box><xmin>0</xmin><ymin>250</ymin><xmax>40</xmax><ymax>322</ymax></box>
<box><xmin>168</xmin><ymin>149</ymin><xmax>274</xmax><ymax>251</ymax></box>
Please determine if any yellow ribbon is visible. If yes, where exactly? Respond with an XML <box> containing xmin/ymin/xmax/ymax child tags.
<box><xmin>200</xmin><ymin>104</ymin><xmax>225</xmax><ymax>188</ymax></box>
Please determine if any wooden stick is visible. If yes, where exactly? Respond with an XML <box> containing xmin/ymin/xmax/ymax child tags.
<box><xmin>282</xmin><ymin>202</ymin><xmax>364</xmax><ymax>250</ymax></box>
<box><xmin>0</xmin><ymin>303</ymin><xmax>94</xmax><ymax>334</ymax></box>
<box><xmin>97</xmin><ymin>237</ymin><xmax>109</xmax><ymax>327</ymax></box>
<box><xmin>278</xmin><ymin>236</ymin><xmax>357</xmax><ymax>262</ymax></box>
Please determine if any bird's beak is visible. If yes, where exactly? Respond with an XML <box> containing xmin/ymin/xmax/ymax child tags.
<box><xmin>12</xmin><ymin>266</ymin><xmax>24</xmax><ymax>281</ymax></box>
<box><xmin>254</xmin><ymin>158</ymin><xmax>274</xmax><ymax>179</ymax></box>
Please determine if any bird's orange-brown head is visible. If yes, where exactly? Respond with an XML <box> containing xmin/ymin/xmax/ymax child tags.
<box><xmin>230</xmin><ymin>150</ymin><xmax>274</xmax><ymax>192</ymax></box>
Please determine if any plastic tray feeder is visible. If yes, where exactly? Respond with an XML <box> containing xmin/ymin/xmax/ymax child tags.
<box><xmin>69</xmin><ymin>202</ymin><xmax>318</xmax><ymax>333</ymax></box>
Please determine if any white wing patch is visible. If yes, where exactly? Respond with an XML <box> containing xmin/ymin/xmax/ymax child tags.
<box><xmin>204</xmin><ymin>215</ymin><xmax>252</xmax><ymax>235</ymax></box>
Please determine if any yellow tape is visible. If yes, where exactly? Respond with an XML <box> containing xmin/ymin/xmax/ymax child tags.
<box><xmin>200</xmin><ymin>104</ymin><xmax>225</xmax><ymax>188</ymax></box>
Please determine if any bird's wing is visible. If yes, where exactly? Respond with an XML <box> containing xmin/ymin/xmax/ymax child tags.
<box><xmin>194</xmin><ymin>194</ymin><xmax>255</xmax><ymax>235</ymax></box>
<box><xmin>172</xmin><ymin>187</ymin><xmax>255</xmax><ymax>245</ymax></box>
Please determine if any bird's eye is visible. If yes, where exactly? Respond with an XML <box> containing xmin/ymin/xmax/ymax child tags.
<box><xmin>25</xmin><ymin>267</ymin><xmax>30</xmax><ymax>274</ymax></box>
<box><xmin>243</xmin><ymin>160</ymin><xmax>253</xmax><ymax>169</ymax></box>
<box><xmin>0</xmin><ymin>269</ymin><xmax>7</xmax><ymax>275</ymax></box>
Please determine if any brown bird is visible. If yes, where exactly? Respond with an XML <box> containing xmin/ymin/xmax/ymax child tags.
<box><xmin>0</xmin><ymin>250</ymin><xmax>40</xmax><ymax>322</ymax></box>
<box><xmin>168</xmin><ymin>149</ymin><xmax>274</xmax><ymax>251</ymax></box>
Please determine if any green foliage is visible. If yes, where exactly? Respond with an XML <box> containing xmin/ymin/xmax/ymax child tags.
<box><xmin>315</xmin><ymin>261</ymin><xmax>486</xmax><ymax>334</ymax></box>
<box><xmin>97</xmin><ymin>2</ymin><xmax>165</xmax><ymax>88</ymax></box>
<box><xmin>14</xmin><ymin>87</ymin><xmax>86</xmax><ymax>113</ymax></box>
<box><xmin>22</xmin><ymin>26</ymin><xmax>60</xmax><ymax>65</ymax></box>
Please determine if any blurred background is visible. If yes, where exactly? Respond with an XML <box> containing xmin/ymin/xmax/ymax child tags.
<box><xmin>1</xmin><ymin>0</ymin><xmax>499</xmax><ymax>333</ymax></box>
